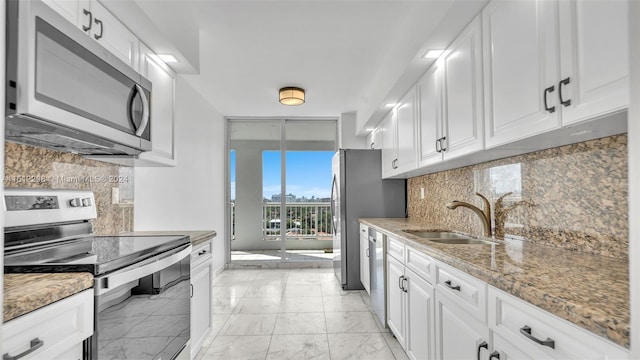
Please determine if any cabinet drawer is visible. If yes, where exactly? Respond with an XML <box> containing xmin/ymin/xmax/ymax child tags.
<box><xmin>387</xmin><ymin>236</ymin><xmax>405</xmax><ymax>262</ymax></box>
<box><xmin>488</xmin><ymin>286</ymin><xmax>628</xmax><ymax>359</ymax></box>
<box><xmin>359</xmin><ymin>223</ymin><xmax>369</xmax><ymax>239</ymax></box>
<box><xmin>3</xmin><ymin>290</ymin><xmax>93</xmax><ymax>360</ymax></box>
<box><xmin>406</xmin><ymin>246</ymin><xmax>434</xmax><ymax>284</ymax></box>
<box><xmin>192</xmin><ymin>240</ymin><xmax>213</xmax><ymax>267</ymax></box>
<box><xmin>436</xmin><ymin>262</ymin><xmax>486</xmax><ymax>323</ymax></box>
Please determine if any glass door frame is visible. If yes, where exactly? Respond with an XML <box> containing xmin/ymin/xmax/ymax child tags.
<box><xmin>225</xmin><ymin>117</ymin><xmax>338</xmax><ymax>264</ymax></box>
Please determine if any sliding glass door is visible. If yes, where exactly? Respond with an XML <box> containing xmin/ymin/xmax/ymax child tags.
<box><xmin>228</xmin><ymin>118</ymin><xmax>336</xmax><ymax>263</ymax></box>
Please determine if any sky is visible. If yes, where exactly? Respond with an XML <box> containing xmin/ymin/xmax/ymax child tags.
<box><xmin>230</xmin><ymin>151</ymin><xmax>334</xmax><ymax>200</ymax></box>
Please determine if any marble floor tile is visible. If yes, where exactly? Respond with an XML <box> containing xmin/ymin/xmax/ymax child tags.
<box><xmin>201</xmin><ymin>335</ymin><xmax>271</xmax><ymax>360</ymax></box>
<box><xmin>266</xmin><ymin>334</ymin><xmax>331</xmax><ymax>360</ymax></box>
<box><xmin>211</xmin><ymin>295</ymin><xmax>240</xmax><ymax>315</ymax></box>
<box><xmin>322</xmin><ymin>293</ymin><xmax>369</xmax><ymax>312</ymax></box>
<box><xmin>233</xmin><ymin>297</ymin><xmax>282</xmax><ymax>314</ymax></box>
<box><xmin>325</xmin><ymin>311</ymin><xmax>381</xmax><ymax>333</ymax></box>
<box><xmin>320</xmin><ymin>281</ymin><xmax>349</xmax><ymax>296</ymax></box>
<box><xmin>210</xmin><ymin>314</ymin><xmax>229</xmax><ymax>337</ymax></box>
<box><xmin>220</xmin><ymin>313</ymin><xmax>277</xmax><ymax>335</ymax></box>
<box><xmin>273</xmin><ymin>312</ymin><xmax>327</xmax><ymax>334</ymax></box>
<box><xmin>283</xmin><ymin>284</ymin><xmax>322</xmax><ymax>297</ymax></box>
<box><xmin>328</xmin><ymin>333</ymin><xmax>395</xmax><ymax>360</ymax></box>
<box><xmin>279</xmin><ymin>296</ymin><xmax>324</xmax><ymax>313</ymax></box>
<box><xmin>382</xmin><ymin>332</ymin><xmax>410</xmax><ymax>360</ymax></box>
<box><xmin>211</xmin><ymin>284</ymin><xmax>249</xmax><ymax>298</ymax></box>
<box><xmin>244</xmin><ymin>284</ymin><xmax>286</xmax><ymax>298</ymax></box>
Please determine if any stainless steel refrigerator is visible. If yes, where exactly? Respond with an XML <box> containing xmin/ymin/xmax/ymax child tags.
<box><xmin>331</xmin><ymin>149</ymin><xmax>406</xmax><ymax>290</ymax></box>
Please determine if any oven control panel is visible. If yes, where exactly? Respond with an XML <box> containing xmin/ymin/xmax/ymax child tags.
<box><xmin>4</xmin><ymin>188</ymin><xmax>97</xmax><ymax>227</ymax></box>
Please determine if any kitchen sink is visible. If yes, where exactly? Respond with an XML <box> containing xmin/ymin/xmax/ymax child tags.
<box><xmin>402</xmin><ymin>230</ymin><xmax>497</xmax><ymax>245</ymax></box>
<box><xmin>402</xmin><ymin>230</ymin><xmax>468</xmax><ymax>239</ymax></box>
<box><xmin>428</xmin><ymin>238</ymin><xmax>497</xmax><ymax>245</ymax></box>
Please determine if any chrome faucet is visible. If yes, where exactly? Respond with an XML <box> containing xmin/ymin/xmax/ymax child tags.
<box><xmin>446</xmin><ymin>193</ymin><xmax>492</xmax><ymax>237</ymax></box>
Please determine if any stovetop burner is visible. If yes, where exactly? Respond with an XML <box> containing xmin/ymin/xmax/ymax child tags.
<box><xmin>5</xmin><ymin>235</ymin><xmax>190</xmax><ymax>275</ymax></box>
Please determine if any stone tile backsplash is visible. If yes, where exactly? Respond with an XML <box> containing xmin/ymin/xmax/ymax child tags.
<box><xmin>408</xmin><ymin>134</ymin><xmax>628</xmax><ymax>259</ymax></box>
<box><xmin>4</xmin><ymin>142</ymin><xmax>134</xmax><ymax>235</ymax></box>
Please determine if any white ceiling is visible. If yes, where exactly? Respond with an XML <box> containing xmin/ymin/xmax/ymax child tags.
<box><xmin>126</xmin><ymin>0</ymin><xmax>487</xmax><ymax>130</ymax></box>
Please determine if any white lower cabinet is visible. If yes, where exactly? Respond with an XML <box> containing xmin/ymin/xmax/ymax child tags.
<box><xmin>386</xmin><ymin>240</ymin><xmax>435</xmax><ymax>360</ymax></box>
<box><xmin>2</xmin><ymin>290</ymin><xmax>93</xmax><ymax>360</ymax></box>
<box><xmin>434</xmin><ymin>276</ymin><xmax>489</xmax><ymax>360</ymax></box>
<box><xmin>191</xmin><ymin>240</ymin><xmax>213</xmax><ymax>358</ymax></box>
<box><xmin>382</xmin><ymin>236</ymin><xmax>629</xmax><ymax>360</ymax></box>
<box><xmin>488</xmin><ymin>286</ymin><xmax>628</xmax><ymax>360</ymax></box>
<box><xmin>360</xmin><ymin>224</ymin><xmax>370</xmax><ymax>294</ymax></box>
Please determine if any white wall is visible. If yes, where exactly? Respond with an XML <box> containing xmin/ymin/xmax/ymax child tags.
<box><xmin>629</xmin><ymin>1</ymin><xmax>639</xmax><ymax>357</ymax></box>
<box><xmin>135</xmin><ymin>76</ymin><xmax>226</xmax><ymax>272</ymax></box>
<box><xmin>339</xmin><ymin>112</ymin><xmax>366</xmax><ymax>149</ymax></box>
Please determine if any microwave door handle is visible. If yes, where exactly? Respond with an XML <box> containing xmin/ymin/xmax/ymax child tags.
<box><xmin>96</xmin><ymin>245</ymin><xmax>191</xmax><ymax>295</ymax></box>
<box><xmin>134</xmin><ymin>84</ymin><xmax>150</xmax><ymax>137</ymax></box>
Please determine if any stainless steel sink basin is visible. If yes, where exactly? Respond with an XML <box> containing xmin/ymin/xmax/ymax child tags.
<box><xmin>428</xmin><ymin>238</ymin><xmax>497</xmax><ymax>245</ymax></box>
<box><xmin>402</xmin><ymin>230</ymin><xmax>468</xmax><ymax>239</ymax></box>
<box><xmin>402</xmin><ymin>230</ymin><xmax>497</xmax><ymax>245</ymax></box>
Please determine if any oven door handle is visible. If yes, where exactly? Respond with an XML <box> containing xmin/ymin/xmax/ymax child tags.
<box><xmin>95</xmin><ymin>245</ymin><xmax>191</xmax><ymax>295</ymax></box>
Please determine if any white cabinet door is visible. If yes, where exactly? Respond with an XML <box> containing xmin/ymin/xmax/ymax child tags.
<box><xmin>367</xmin><ymin>127</ymin><xmax>382</xmax><ymax>150</ymax></box>
<box><xmin>387</xmin><ymin>255</ymin><xmax>406</xmax><ymax>346</ymax></box>
<box><xmin>442</xmin><ymin>16</ymin><xmax>484</xmax><ymax>160</ymax></box>
<box><xmin>417</xmin><ymin>62</ymin><xmax>444</xmax><ymax>168</ymax></box>
<box><xmin>435</xmin><ymin>291</ymin><xmax>490</xmax><ymax>360</ymax></box>
<box><xmin>90</xmin><ymin>0</ymin><xmax>139</xmax><ymax>69</ymax></box>
<box><xmin>558</xmin><ymin>0</ymin><xmax>629</xmax><ymax>125</ymax></box>
<box><xmin>395</xmin><ymin>89</ymin><xmax>417</xmax><ymax>174</ymax></box>
<box><xmin>42</xmin><ymin>0</ymin><xmax>88</xmax><ymax>26</ymax></box>
<box><xmin>406</xmin><ymin>268</ymin><xmax>435</xmax><ymax>360</ymax></box>
<box><xmin>483</xmin><ymin>0</ymin><xmax>561</xmax><ymax>148</ymax></box>
<box><xmin>381</xmin><ymin>111</ymin><xmax>397</xmax><ymax>178</ymax></box>
<box><xmin>191</xmin><ymin>259</ymin><xmax>213</xmax><ymax>357</ymax></box>
<box><xmin>360</xmin><ymin>232</ymin><xmax>371</xmax><ymax>294</ymax></box>
<box><xmin>493</xmin><ymin>332</ymin><xmax>541</xmax><ymax>360</ymax></box>
<box><xmin>136</xmin><ymin>43</ymin><xmax>177</xmax><ymax>166</ymax></box>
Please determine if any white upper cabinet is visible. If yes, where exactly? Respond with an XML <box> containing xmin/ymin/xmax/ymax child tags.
<box><xmin>381</xmin><ymin>110</ymin><xmax>396</xmax><ymax>178</ymax></box>
<box><xmin>441</xmin><ymin>15</ymin><xmax>484</xmax><ymax>160</ymax></box>
<box><xmin>42</xmin><ymin>0</ymin><xmax>139</xmax><ymax>69</ymax></box>
<box><xmin>483</xmin><ymin>0</ymin><xmax>561</xmax><ymax>148</ymax></box>
<box><xmin>417</xmin><ymin>15</ymin><xmax>484</xmax><ymax>168</ymax></box>
<box><xmin>483</xmin><ymin>0</ymin><xmax>629</xmax><ymax>148</ymax></box>
<box><xmin>367</xmin><ymin>127</ymin><xmax>382</xmax><ymax>150</ymax></box>
<box><xmin>136</xmin><ymin>43</ymin><xmax>177</xmax><ymax>166</ymax></box>
<box><xmin>417</xmin><ymin>62</ymin><xmax>443</xmax><ymax>168</ymax></box>
<box><xmin>558</xmin><ymin>0</ymin><xmax>629</xmax><ymax>125</ymax></box>
<box><xmin>381</xmin><ymin>89</ymin><xmax>418</xmax><ymax>178</ymax></box>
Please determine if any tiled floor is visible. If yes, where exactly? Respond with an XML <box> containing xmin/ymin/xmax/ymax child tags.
<box><xmin>231</xmin><ymin>250</ymin><xmax>334</xmax><ymax>262</ymax></box>
<box><xmin>195</xmin><ymin>268</ymin><xmax>409</xmax><ymax>360</ymax></box>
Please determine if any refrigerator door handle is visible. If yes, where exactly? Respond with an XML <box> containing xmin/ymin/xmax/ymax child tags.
<box><xmin>330</xmin><ymin>175</ymin><xmax>337</xmax><ymax>235</ymax></box>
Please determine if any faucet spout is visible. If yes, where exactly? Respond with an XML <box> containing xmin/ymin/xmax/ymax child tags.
<box><xmin>445</xmin><ymin>193</ymin><xmax>492</xmax><ymax>237</ymax></box>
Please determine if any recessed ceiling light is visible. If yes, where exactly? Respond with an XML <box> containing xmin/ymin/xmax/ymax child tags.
<box><xmin>157</xmin><ymin>54</ymin><xmax>179</xmax><ymax>63</ymax></box>
<box><xmin>423</xmin><ymin>50</ymin><xmax>444</xmax><ymax>59</ymax></box>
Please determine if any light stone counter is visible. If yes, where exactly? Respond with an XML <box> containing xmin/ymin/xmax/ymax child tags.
<box><xmin>361</xmin><ymin>217</ymin><xmax>629</xmax><ymax>348</ymax></box>
<box><xmin>122</xmin><ymin>230</ymin><xmax>217</xmax><ymax>246</ymax></box>
<box><xmin>3</xmin><ymin>273</ymin><xmax>94</xmax><ymax>322</ymax></box>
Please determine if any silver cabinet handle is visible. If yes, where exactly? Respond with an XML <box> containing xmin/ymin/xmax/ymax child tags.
<box><xmin>135</xmin><ymin>84</ymin><xmax>150</xmax><ymax>136</ymax></box>
<box><xmin>444</xmin><ymin>280</ymin><xmax>461</xmax><ymax>291</ymax></box>
<box><xmin>93</xmin><ymin>18</ymin><xmax>104</xmax><ymax>40</ymax></box>
<box><xmin>3</xmin><ymin>338</ymin><xmax>44</xmax><ymax>360</ymax></box>
<box><xmin>366</xmin><ymin>247</ymin><xmax>370</xmax><ymax>257</ymax></box>
<box><xmin>398</xmin><ymin>275</ymin><xmax>405</xmax><ymax>291</ymax></box>
<box><xmin>82</xmin><ymin>9</ymin><xmax>92</xmax><ymax>32</ymax></box>
<box><xmin>520</xmin><ymin>325</ymin><xmax>555</xmax><ymax>349</ymax></box>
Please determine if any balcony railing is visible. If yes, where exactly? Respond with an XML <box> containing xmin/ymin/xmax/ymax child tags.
<box><xmin>262</xmin><ymin>202</ymin><xmax>332</xmax><ymax>241</ymax></box>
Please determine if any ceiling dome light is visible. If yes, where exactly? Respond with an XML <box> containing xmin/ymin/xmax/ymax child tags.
<box><xmin>279</xmin><ymin>87</ymin><xmax>305</xmax><ymax>106</ymax></box>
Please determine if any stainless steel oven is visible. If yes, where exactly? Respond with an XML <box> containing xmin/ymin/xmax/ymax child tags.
<box><xmin>5</xmin><ymin>0</ymin><xmax>152</xmax><ymax>155</ymax></box>
<box><xmin>4</xmin><ymin>189</ymin><xmax>191</xmax><ymax>360</ymax></box>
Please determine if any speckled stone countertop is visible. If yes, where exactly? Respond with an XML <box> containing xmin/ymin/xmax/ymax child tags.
<box><xmin>361</xmin><ymin>218</ymin><xmax>629</xmax><ymax>348</ymax></box>
<box><xmin>4</xmin><ymin>273</ymin><xmax>94</xmax><ymax>322</ymax></box>
<box><xmin>122</xmin><ymin>230</ymin><xmax>216</xmax><ymax>246</ymax></box>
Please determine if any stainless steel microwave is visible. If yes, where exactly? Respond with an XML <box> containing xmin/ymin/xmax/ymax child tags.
<box><xmin>5</xmin><ymin>0</ymin><xmax>152</xmax><ymax>156</ymax></box>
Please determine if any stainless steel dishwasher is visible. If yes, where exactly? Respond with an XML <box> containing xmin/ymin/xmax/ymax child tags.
<box><xmin>369</xmin><ymin>227</ymin><xmax>386</xmax><ymax>327</ymax></box>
